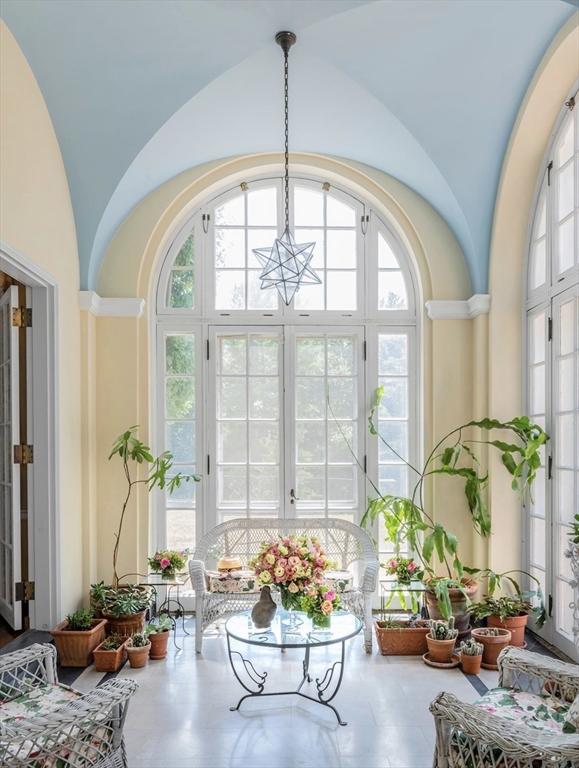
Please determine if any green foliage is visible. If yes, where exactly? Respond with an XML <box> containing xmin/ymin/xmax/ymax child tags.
<box><xmin>128</xmin><ymin>632</ymin><xmax>149</xmax><ymax>648</ymax></box>
<box><xmin>429</xmin><ymin>617</ymin><xmax>457</xmax><ymax>640</ymax></box>
<box><xmin>66</xmin><ymin>608</ymin><xmax>93</xmax><ymax>631</ymax></box>
<box><xmin>99</xmin><ymin>634</ymin><xmax>126</xmax><ymax>651</ymax></box>
<box><xmin>102</xmin><ymin>585</ymin><xmax>150</xmax><ymax>618</ymax></box>
<box><xmin>89</xmin><ymin>581</ymin><xmax>108</xmax><ymax>613</ymax></box>
<box><xmin>569</xmin><ymin>514</ymin><xmax>579</xmax><ymax>545</ymax></box>
<box><xmin>146</xmin><ymin>613</ymin><xmax>172</xmax><ymax>635</ymax></box>
<box><xmin>360</xmin><ymin>386</ymin><xmax>549</xmax><ymax>621</ymax></box>
<box><xmin>108</xmin><ymin>426</ymin><xmax>200</xmax><ymax>586</ymax></box>
<box><xmin>470</xmin><ymin>595</ymin><xmax>532</xmax><ymax>621</ymax></box>
<box><xmin>460</xmin><ymin>638</ymin><xmax>483</xmax><ymax>656</ymax></box>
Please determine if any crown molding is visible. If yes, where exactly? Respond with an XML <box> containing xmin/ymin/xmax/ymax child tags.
<box><xmin>79</xmin><ymin>290</ymin><xmax>145</xmax><ymax>317</ymax></box>
<box><xmin>425</xmin><ymin>294</ymin><xmax>490</xmax><ymax>320</ymax></box>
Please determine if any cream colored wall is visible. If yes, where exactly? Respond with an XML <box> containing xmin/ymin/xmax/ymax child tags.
<box><xmin>488</xmin><ymin>14</ymin><xmax>579</xmax><ymax>575</ymax></box>
<box><xmin>0</xmin><ymin>21</ymin><xmax>85</xmax><ymax>616</ymax></box>
<box><xmin>91</xmin><ymin>151</ymin><xmax>483</xmax><ymax>580</ymax></box>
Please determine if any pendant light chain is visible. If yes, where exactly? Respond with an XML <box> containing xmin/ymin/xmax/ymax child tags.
<box><xmin>283</xmin><ymin>44</ymin><xmax>290</xmax><ymax>232</ymax></box>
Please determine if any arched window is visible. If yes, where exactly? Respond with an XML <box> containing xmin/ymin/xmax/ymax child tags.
<box><xmin>155</xmin><ymin>175</ymin><xmax>419</xmax><ymax>567</ymax></box>
<box><xmin>526</xmin><ymin>95</ymin><xmax>578</xmax><ymax>661</ymax></box>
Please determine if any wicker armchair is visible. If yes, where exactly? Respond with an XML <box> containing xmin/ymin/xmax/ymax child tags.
<box><xmin>0</xmin><ymin>643</ymin><xmax>137</xmax><ymax>767</ymax></box>
<box><xmin>190</xmin><ymin>517</ymin><xmax>379</xmax><ymax>654</ymax></box>
<box><xmin>430</xmin><ymin>646</ymin><xmax>579</xmax><ymax>768</ymax></box>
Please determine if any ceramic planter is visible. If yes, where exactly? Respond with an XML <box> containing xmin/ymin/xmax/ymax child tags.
<box><xmin>149</xmin><ymin>629</ymin><xmax>170</xmax><ymax>659</ymax></box>
<box><xmin>103</xmin><ymin>609</ymin><xmax>147</xmax><ymax>637</ymax></box>
<box><xmin>50</xmin><ymin>618</ymin><xmax>108</xmax><ymax>667</ymax></box>
<box><xmin>126</xmin><ymin>641</ymin><xmax>151</xmax><ymax>669</ymax></box>
<box><xmin>93</xmin><ymin>638</ymin><xmax>128</xmax><ymax>672</ymax></box>
<box><xmin>460</xmin><ymin>653</ymin><xmax>483</xmax><ymax>675</ymax></box>
<box><xmin>374</xmin><ymin>620</ymin><xmax>430</xmax><ymax>656</ymax></box>
<box><xmin>425</xmin><ymin>580</ymin><xmax>478</xmax><ymax>637</ymax></box>
<box><xmin>471</xmin><ymin>627</ymin><xmax>511</xmax><ymax>670</ymax></box>
<box><xmin>426</xmin><ymin>633</ymin><xmax>456</xmax><ymax>663</ymax></box>
<box><xmin>487</xmin><ymin>613</ymin><xmax>528</xmax><ymax>647</ymax></box>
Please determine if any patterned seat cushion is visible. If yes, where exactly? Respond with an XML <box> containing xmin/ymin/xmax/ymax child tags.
<box><xmin>0</xmin><ymin>683</ymin><xmax>80</xmax><ymax>722</ymax></box>
<box><xmin>474</xmin><ymin>687</ymin><xmax>570</xmax><ymax>734</ymax></box>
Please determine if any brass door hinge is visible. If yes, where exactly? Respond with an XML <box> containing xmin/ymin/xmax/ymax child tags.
<box><xmin>15</xmin><ymin>581</ymin><xmax>35</xmax><ymax>602</ymax></box>
<box><xmin>12</xmin><ymin>307</ymin><xmax>32</xmax><ymax>327</ymax></box>
<box><xmin>14</xmin><ymin>444</ymin><xmax>33</xmax><ymax>465</ymax></box>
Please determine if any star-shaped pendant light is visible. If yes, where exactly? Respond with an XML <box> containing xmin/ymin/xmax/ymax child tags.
<box><xmin>253</xmin><ymin>31</ymin><xmax>321</xmax><ymax>306</ymax></box>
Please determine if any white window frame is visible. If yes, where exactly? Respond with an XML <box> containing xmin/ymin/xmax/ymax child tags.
<box><xmin>153</xmin><ymin>172</ymin><xmax>420</xmax><ymax>555</ymax></box>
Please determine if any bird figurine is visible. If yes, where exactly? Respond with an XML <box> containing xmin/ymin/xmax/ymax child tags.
<box><xmin>251</xmin><ymin>586</ymin><xmax>277</xmax><ymax>629</ymax></box>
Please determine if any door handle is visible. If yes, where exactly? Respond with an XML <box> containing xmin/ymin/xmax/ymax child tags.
<box><xmin>290</xmin><ymin>488</ymin><xmax>299</xmax><ymax>504</ymax></box>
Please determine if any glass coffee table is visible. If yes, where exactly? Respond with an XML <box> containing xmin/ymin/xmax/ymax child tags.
<box><xmin>225</xmin><ymin>609</ymin><xmax>362</xmax><ymax>725</ymax></box>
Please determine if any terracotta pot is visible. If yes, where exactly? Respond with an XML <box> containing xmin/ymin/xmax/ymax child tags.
<box><xmin>471</xmin><ymin>627</ymin><xmax>511</xmax><ymax>669</ymax></box>
<box><xmin>487</xmin><ymin>613</ymin><xmax>528</xmax><ymax>647</ymax></box>
<box><xmin>93</xmin><ymin>638</ymin><xmax>128</xmax><ymax>672</ymax></box>
<box><xmin>149</xmin><ymin>629</ymin><xmax>170</xmax><ymax>659</ymax></box>
<box><xmin>103</xmin><ymin>609</ymin><xmax>146</xmax><ymax>637</ymax></box>
<box><xmin>426</xmin><ymin>633</ymin><xmax>456</xmax><ymax>663</ymax></box>
<box><xmin>374</xmin><ymin>620</ymin><xmax>430</xmax><ymax>656</ymax></box>
<box><xmin>126</xmin><ymin>642</ymin><xmax>151</xmax><ymax>669</ymax></box>
<box><xmin>50</xmin><ymin>618</ymin><xmax>108</xmax><ymax>667</ymax></box>
<box><xmin>425</xmin><ymin>580</ymin><xmax>478</xmax><ymax>637</ymax></box>
<box><xmin>460</xmin><ymin>653</ymin><xmax>483</xmax><ymax>675</ymax></box>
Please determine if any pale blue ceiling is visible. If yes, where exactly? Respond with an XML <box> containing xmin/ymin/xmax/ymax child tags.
<box><xmin>1</xmin><ymin>0</ymin><xmax>576</xmax><ymax>291</ymax></box>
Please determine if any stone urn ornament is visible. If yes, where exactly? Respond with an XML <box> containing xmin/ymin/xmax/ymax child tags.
<box><xmin>251</xmin><ymin>586</ymin><xmax>277</xmax><ymax>628</ymax></box>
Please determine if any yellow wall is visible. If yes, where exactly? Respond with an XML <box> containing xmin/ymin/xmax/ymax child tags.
<box><xmin>0</xmin><ymin>21</ymin><xmax>85</xmax><ymax>617</ymax></box>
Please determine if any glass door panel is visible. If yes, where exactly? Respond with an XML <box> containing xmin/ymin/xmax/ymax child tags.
<box><xmin>288</xmin><ymin>328</ymin><xmax>364</xmax><ymax>523</ymax></box>
<box><xmin>210</xmin><ymin>327</ymin><xmax>283</xmax><ymax>523</ymax></box>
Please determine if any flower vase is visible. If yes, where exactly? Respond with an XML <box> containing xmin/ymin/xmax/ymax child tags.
<box><xmin>312</xmin><ymin>615</ymin><xmax>331</xmax><ymax>629</ymax></box>
<box><xmin>161</xmin><ymin>570</ymin><xmax>176</xmax><ymax>581</ymax></box>
<box><xmin>279</xmin><ymin>586</ymin><xmax>302</xmax><ymax>612</ymax></box>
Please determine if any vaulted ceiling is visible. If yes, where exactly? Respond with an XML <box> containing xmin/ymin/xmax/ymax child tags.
<box><xmin>1</xmin><ymin>0</ymin><xmax>577</xmax><ymax>290</ymax></box>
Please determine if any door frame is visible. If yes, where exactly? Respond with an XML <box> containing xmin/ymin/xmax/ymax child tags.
<box><xmin>0</xmin><ymin>241</ymin><xmax>60</xmax><ymax>630</ymax></box>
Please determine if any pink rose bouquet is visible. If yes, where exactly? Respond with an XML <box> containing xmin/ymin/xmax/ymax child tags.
<box><xmin>148</xmin><ymin>549</ymin><xmax>188</xmax><ymax>578</ymax></box>
<box><xmin>300</xmin><ymin>584</ymin><xmax>341</xmax><ymax>628</ymax></box>
<box><xmin>384</xmin><ymin>556</ymin><xmax>423</xmax><ymax>584</ymax></box>
<box><xmin>249</xmin><ymin>535</ymin><xmax>331</xmax><ymax>610</ymax></box>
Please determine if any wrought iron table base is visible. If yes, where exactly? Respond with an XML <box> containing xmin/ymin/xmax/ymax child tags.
<box><xmin>227</xmin><ymin>636</ymin><xmax>348</xmax><ymax>725</ymax></box>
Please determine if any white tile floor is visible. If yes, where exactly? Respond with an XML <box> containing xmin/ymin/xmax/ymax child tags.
<box><xmin>72</xmin><ymin>621</ymin><xmax>499</xmax><ymax>768</ymax></box>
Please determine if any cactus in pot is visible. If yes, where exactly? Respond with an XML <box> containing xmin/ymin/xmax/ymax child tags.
<box><xmin>459</xmin><ymin>638</ymin><xmax>484</xmax><ymax>674</ymax></box>
<box><xmin>426</xmin><ymin>617</ymin><xmax>458</xmax><ymax>664</ymax></box>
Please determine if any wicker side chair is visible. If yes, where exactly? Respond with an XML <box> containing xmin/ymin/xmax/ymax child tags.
<box><xmin>429</xmin><ymin>646</ymin><xmax>579</xmax><ymax>768</ymax></box>
<box><xmin>0</xmin><ymin>643</ymin><xmax>137</xmax><ymax>767</ymax></box>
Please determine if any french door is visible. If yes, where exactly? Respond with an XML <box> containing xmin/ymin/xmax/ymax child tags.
<box><xmin>527</xmin><ymin>284</ymin><xmax>579</xmax><ymax>660</ymax></box>
<box><xmin>208</xmin><ymin>326</ymin><xmax>365</xmax><ymax>524</ymax></box>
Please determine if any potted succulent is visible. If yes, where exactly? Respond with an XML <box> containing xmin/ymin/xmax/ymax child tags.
<box><xmin>358</xmin><ymin>389</ymin><xmax>547</xmax><ymax>635</ymax></box>
<box><xmin>426</xmin><ymin>618</ymin><xmax>458</xmax><ymax>664</ymax></box>
<box><xmin>374</xmin><ymin>614</ymin><xmax>430</xmax><ymax>656</ymax></box>
<box><xmin>459</xmin><ymin>637</ymin><xmax>484</xmax><ymax>675</ymax></box>
<box><xmin>146</xmin><ymin>613</ymin><xmax>172</xmax><ymax>659</ymax></box>
<box><xmin>126</xmin><ymin>632</ymin><xmax>151</xmax><ymax>668</ymax></box>
<box><xmin>50</xmin><ymin>608</ymin><xmax>107</xmax><ymax>667</ymax></box>
<box><xmin>471</xmin><ymin>626</ymin><xmax>512</xmax><ymax>670</ymax></box>
<box><xmin>93</xmin><ymin>633</ymin><xmax>128</xmax><ymax>673</ymax></box>
<box><xmin>469</xmin><ymin>594</ymin><xmax>536</xmax><ymax>647</ymax></box>
<box><xmin>90</xmin><ymin>428</ymin><xmax>199</xmax><ymax>633</ymax></box>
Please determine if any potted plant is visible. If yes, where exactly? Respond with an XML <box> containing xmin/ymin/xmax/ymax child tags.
<box><xmin>300</xmin><ymin>584</ymin><xmax>340</xmax><ymax>628</ymax></box>
<box><xmin>374</xmin><ymin>615</ymin><xmax>430</xmax><ymax>656</ymax></box>
<box><xmin>459</xmin><ymin>637</ymin><xmax>483</xmax><ymax>675</ymax></box>
<box><xmin>471</xmin><ymin>626</ymin><xmax>512</xmax><ymax>670</ymax></box>
<box><xmin>126</xmin><ymin>632</ymin><xmax>151</xmax><ymax>668</ymax></box>
<box><xmin>470</xmin><ymin>594</ymin><xmax>536</xmax><ymax>647</ymax></box>
<box><xmin>93</xmin><ymin>633</ymin><xmax>128</xmax><ymax>673</ymax></box>
<box><xmin>356</xmin><ymin>388</ymin><xmax>547</xmax><ymax>635</ymax></box>
<box><xmin>90</xmin><ymin>427</ymin><xmax>199</xmax><ymax>632</ymax></box>
<box><xmin>50</xmin><ymin>608</ymin><xmax>107</xmax><ymax>667</ymax></box>
<box><xmin>146</xmin><ymin>613</ymin><xmax>172</xmax><ymax>659</ymax></box>
<box><xmin>148</xmin><ymin>549</ymin><xmax>188</xmax><ymax>580</ymax></box>
<box><xmin>425</xmin><ymin>618</ymin><xmax>458</xmax><ymax>664</ymax></box>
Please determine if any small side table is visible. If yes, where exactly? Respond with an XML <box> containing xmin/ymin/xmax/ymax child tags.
<box><xmin>380</xmin><ymin>579</ymin><xmax>427</xmax><ymax>619</ymax></box>
<box><xmin>140</xmin><ymin>573</ymin><xmax>191</xmax><ymax>650</ymax></box>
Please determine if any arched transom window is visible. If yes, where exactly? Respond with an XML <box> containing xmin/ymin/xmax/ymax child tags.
<box><xmin>155</xmin><ymin>176</ymin><xmax>419</xmax><ymax>569</ymax></box>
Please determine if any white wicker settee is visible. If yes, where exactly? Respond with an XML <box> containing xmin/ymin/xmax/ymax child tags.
<box><xmin>0</xmin><ymin>643</ymin><xmax>137</xmax><ymax>767</ymax></box>
<box><xmin>189</xmin><ymin>517</ymin><xmax>378</xmax><ymax>654</ymax></box>
<box><xmin>430</xmin><ymin>646</ymin><xmax>579</xmax><ymax>768</ymax></box>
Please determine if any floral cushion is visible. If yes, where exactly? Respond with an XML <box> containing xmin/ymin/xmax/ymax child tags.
<box><xmin>474</xmin><ymin>687</ymin><xmax>569</xmax><ymax>734</ymax></box>
<box><xmin>0</xmin><ymin>684</ymin><xmax>111</xmax><ymax>767</ymax></box>
<box><xmin>563</xmin><ymin>694</ymin><xmax>579</xmax><ymax>734</ymax></box>
<box><xmin>207</xmin><ymin>569</ymin><xmax>259</xmax><ymax>593</ymax></box>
